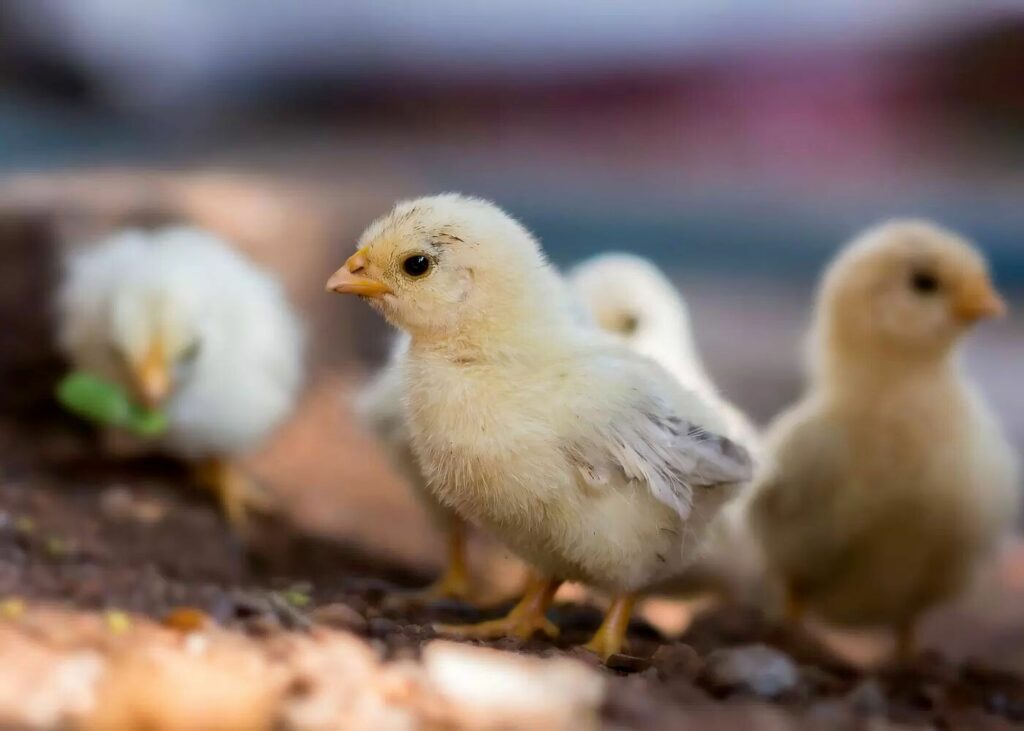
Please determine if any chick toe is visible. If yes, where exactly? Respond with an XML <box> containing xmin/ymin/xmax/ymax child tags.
<box><xmin>384</xmin><ymin>528</ymin><xmax>477</xmax><ymax>608</ymax></box>
<box><xmin>435</xmin><ymin>576</ymin><xmax>561</xmax><ymax>641</ymax></box>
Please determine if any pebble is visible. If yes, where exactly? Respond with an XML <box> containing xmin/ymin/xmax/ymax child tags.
<box><xmin>310</xmin><ymin>603</ymin><xmax>368</xmax><ymax>634</ymax></box>
<box><xmin>650</xmin><ymin>643</ymin><xmax>702</xmax><ymax>681</ymax></box>
<box><xmin>368</xmin><ymin>617</ymin><xmax>398</xmax><ymax>638</ymax></box>
<box><xmin>847</xmin><ymin>678</ymin><xmax>888</xmax><ymax>716</ymax></box>
<box><xmin>702</xmin><ymin>644</ymin><xmax>800</xmax><ymax>699</ymax></box>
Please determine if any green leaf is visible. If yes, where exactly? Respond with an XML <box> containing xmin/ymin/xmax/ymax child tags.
<box><xmin>56</xmin><ymin>372</ymin><xmax>168</xmax><ymax>438</ymax></box>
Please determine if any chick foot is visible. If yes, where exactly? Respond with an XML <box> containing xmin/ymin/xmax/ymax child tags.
<box><xmin>582</xmin><ymin>594</ymin><xmax>636</xmax><ymax>662</ymax></box>
<box><xmin>195</xmin><ymin>458</ymin><xmax>263</xmax><ymax>536</ymax></box>
<box><xmin>385</xmin><ymin>525</ymin><xmax>475</xmax><ymax>609</ymax></box>
<box><xmin>435</xmin><ymin>575</ymin><xmax>562</xmax><ymax>640</ymax></box>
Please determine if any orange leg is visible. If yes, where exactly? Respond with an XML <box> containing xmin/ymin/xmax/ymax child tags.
<box><xmin>435</xmin><ymin>574</ymin><xmax>563</xmax><ymax>640</ymax></box>
<box><xmin>386</xmin><ymin>520</ymin><xmax>474</xmax><ymax>607</ymax></box>
<box><xmin>582</xmin><ymin>594</ymin><xmax>636</xmax><ymax>662</ymax></box>
<box><xmin>195</xmin><ymin>458</ymin><xmax>258</xmax><ymax>534</ymax></box>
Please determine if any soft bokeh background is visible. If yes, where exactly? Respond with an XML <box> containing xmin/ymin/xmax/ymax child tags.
<box><xmin>2</xmin><ymin>0</ymin><xmax>1024</xmax><ymax>667</ymax></box>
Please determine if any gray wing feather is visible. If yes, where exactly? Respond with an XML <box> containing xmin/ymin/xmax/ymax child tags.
<box><xmin>565</xmin><ymin>392</ymin><xmax>753</xmax><ymax>520</ymax></box>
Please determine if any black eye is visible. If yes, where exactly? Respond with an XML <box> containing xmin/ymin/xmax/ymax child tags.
<box><xmin>619</xmin><ymin>314</ymin><xmax>640</xmax><ymax>335</ymax></box>
<box><xmin>910</xmin><ymin>270</ymin><xmax>939</xmax><ymax>294</ymax></box>
<box><xmin>181</xmin><ymin>341</ymin><xmax>202</xmax><ymax>362</ymax></box>
<box><xmin>402</xmin><ymin>255</ymin><xmax>431</xmax><ymax>278</ymax></box>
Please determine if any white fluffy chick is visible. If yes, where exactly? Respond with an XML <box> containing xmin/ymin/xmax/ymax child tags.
<box><xmin>356</xmin><ymin>333</ymin><xmax>475</xmax><ymax>601</ymax></box>
<box><xmin>328</xmin><ymin>194</ymin><xmax>753</xmax><ymax>660</ymax></box>
<box><xmin>57</xmin><ymin>226</ymin><xmax>305</xmax><ymax>530</ymax></box>
<box><xmin>749</xmin><ymin>219</ymin><xmax>1018</xmax><ymax>659</ymax></box>
<box><xmin>568</xmin><ymin>253</ymin><xmax>762</xmax><ymax>604</ymax></box>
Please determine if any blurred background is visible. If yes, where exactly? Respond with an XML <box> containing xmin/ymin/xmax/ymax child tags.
<box><xmin>1</xmin><ymin>0</ymin><xmax>1024</xmax><ymax>667</ymax></box>
<box><xmin>2</xmin><ymin>0</ymin><xmax>1023</xmax><ymax>430</ymax></box>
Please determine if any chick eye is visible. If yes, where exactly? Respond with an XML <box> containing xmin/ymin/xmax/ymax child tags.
<box><xmin>181</xmin><ymin>340</ymin><xmax>202</xmax><ymax>362</ymax></box>
<box><xmin>619</xmin><ymin>314</ymin><xmax>640</xmax><ymax>335</ymax></box>
<box><xmin>910</xmin><ymin>270</ymin><xmax>940</xmax><ymax>294</ymax></box>
<box><xmin>402</xmin><ymin>255</ymin><xmax>431</xmax><ymax>278</ymax></box>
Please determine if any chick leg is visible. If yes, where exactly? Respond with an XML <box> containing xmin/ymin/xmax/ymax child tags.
<box><xmin>435</xmin><ymin>575</ymin><xmax>562</xmax><ymax>640</ymax></box>
<box><xmin>582</xmin><ymin>594</ymin><xmax>636</xmax><ymax>662</ymax></box>
<box><xmin>195</xmin><ymin>458</ymin><xmax>256</xmax><ymax>534</ymax></box>
<box><xmin>385</xmin><ymin>520</ymin><xmax>474</xmax><ymax>607</ymax></box>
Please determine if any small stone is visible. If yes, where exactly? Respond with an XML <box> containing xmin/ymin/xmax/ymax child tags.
<box><xmin>104</xmin><ymin>610</ymin><xmax>132</xmax><ymax>635</ymax></box>
<box><xmin>702</xmin><ymin>644</ymin><xmax>799</xmax><ymax>699</ymax></box>
<box><xmin>44</xmin><ymin>535</ymin><xmax>70</xmax><ymax>558</ymax></box>
<box><xmin>310</xmin><ymin>603</ymin><xmax>368</xmax><ymax>634</ymax></box>
<box><xmin>14</xmin><ymin>516</ymin><xmax>34</xmax><ymax>535</ymax></box>
<box><xmin>847</xmin><ymin>678</ymin><xmax>887</xmax><ymax>716</ymax></box>
<box><xmin>281</xmin><ymin>588</ymin><xmax>311</xmax><ymax>609</ymax></box>
<box><xmin>651</xmin><ymin>643</ymin><xmax>702</xmax><ymax>680</ymax></box>
<box><xmin>368</xmin><ymin>617</ymin><xmax>398</xmax><ymax>638</ymax></box>
<box><xmin>606</xmin><ymin>653</ymin><xmax>650</xmax><ymax>674</ymax></box>
<box><xmin>162</xmin><ymin>607</ymin><xmax>211</xmax><ymax>633</ymax></box>
<box><xmin>0</xmin><ymin>597</ymin><xmax>25</xmax><ymax>620</ymax></box>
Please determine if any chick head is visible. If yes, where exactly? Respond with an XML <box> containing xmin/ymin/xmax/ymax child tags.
<box><xmin>818</xmin><ymin>219</ymin><xmax>1006</xmax><ymax>359</ymax></box>
<box><xmin>62</xmin><ymin>228</ymin><xmax>217</xmax><ymax>409</ymax></box>
<box><xmin>568</xmin><ymin>253</ymin><xmax>689</xmax><ymax>339</ymax></box>
<box><xmin>327</xmin><ymin>194</ymin><xmax>559</xmax><ymax>338</ymax></box>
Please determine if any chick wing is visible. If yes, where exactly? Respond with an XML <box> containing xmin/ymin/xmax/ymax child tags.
<box><xmin>562</xmin><ymin>350</ymin><xmax>753</xmax><ymax>521</ymax></box>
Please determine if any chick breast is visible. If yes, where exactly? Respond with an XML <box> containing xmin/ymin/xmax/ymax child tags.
<box><xmin>356</xmin><ymin>335</ymin><xmax>457</xmax><ymax>531</ymax></box>
<box><xmin>405</xmin><ymin>336</ymin><xmax>752</xmax><ymax>593</ymax></box>
<box><xmin>751</xmin><ymin>377</ymin><xmax>1019</xmax><ymax>627</ymax></box>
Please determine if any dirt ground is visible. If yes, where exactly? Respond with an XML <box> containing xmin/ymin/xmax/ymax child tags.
<box><xmin>3</xmin><ymin>387</ymin><xmax>1024</xmax><ymax>731</ymax></box>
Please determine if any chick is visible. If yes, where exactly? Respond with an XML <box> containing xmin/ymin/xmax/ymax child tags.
<box><xmin>749</xmin><ymin>220</ymin><xmax>1018</xmax><ymax>659</ymax></box>
<box><xmin>356</xmin><ymin>334</ymin><xmax>474</xmax><ymax>602</ymax></box>
<box><xmin>328</xmin><ymin>195</ymin><xmax>753</xmax><ymax>660</ymax></box>
<box><xmin>568</xmin><ymin>253</ymin><xmax>763</xmax><ymax>604</ymax></box>
<box><xmin>57</xmin><ymin>226</ymin><xmax>305</xmax><ymax>532</ymax></box>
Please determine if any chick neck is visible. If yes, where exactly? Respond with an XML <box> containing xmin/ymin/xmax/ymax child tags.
<box><xmin>811</xmin><ymin>318</ymin><xmax>961</xmax><ymax>402</ymax></box>
<box><xmin>408</xmin><ymin>273</ymin><xmax>579</xmax><ymax>366</ymax></box>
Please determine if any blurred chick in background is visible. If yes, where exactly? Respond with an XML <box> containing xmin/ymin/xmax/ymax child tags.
<box><xmin>328</xmin><ymin>194</ymin><xmax>753</xmax><ymax>661</ymax></box>
<box><xmin>569</xmin><ymin>253</ymin><xmax>763</xmax><ymax>606</ymax></box>
<box><xmin>750</xmin><ymin>220</ymin><xmax>1019</xmax><ymax>660</ymax></box>
<box><xmin>57</xmin><ymin>226</ymin><xmax>305</xmax><ymax>533</ymax></box>
<box><xmin>357</xmin><ymin>334</ymin><xmax>476</xmax><ymax>603</ymax></box>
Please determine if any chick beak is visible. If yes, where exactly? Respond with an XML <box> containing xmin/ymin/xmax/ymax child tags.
<box><xmin>953</xmin><ymin>277</ymin><xmax>1007</xmax><ymax>323</ymax></box>
<box><xmin>326</xmin><ymin>247</ymin><xmax>392</xmax><ymax>298</ymax></box>
<box><xmin>133</xmin><ymin>340</ymin><xmax>171</xmax><ymax>409</ymax></box>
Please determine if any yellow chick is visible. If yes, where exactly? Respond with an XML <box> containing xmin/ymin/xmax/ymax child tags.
<box><xmin>749</xmin><ymin>219</ymin><xmax>1018</xmax><ymax>659</ymax></box>
<box><xmin>57</xmin><ymin>226</ymin><xmax>306</xmax><ymax>533</ymax></box>
<box><xmin>356</xmin><ymin>334</ymin><xmax>474</xmax><ymax>602</ymax></box>
<box><xmin>569</xmin><ymin>253</ymin><xmax>763</xmax><ymax>604</ymax></box>
<box><xmin>328</xmin><ymin>195</ymin><xmax>753</xmax><ymax>660</ymax></box>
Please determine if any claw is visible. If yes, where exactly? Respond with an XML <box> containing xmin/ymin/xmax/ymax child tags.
<box><xmin>434</xmin><ymin>575</ymin><xmax>562</xmax><ymax>641</ymax></box>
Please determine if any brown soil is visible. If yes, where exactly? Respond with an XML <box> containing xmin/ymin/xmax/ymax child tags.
<box><xmin>3</xmin><ymin>407</ymin><xmax>1024</xmax><ymax>731</ymax></box>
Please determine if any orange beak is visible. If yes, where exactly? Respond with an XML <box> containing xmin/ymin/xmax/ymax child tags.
<box><xmin>133</xmin><ymin>339</ymin><xmax>171</xmax><ymax>409</ymax></box>
<box><xmin>953</xmin><ymin>276</ymin><xmax>1007</xmax><ymax>322</ymax></box>
<box><xmin>325</xmin><ymin>247</ymin><xmax>392</xmax><ymax>298</ymax></box>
